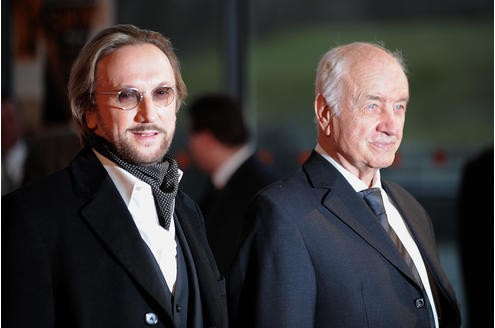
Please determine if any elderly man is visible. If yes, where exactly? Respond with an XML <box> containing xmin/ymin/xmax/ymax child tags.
<box><xmin>228</xmin><ymin>42</ymin><xmax>461</xmax><ymax>328</ymax></box>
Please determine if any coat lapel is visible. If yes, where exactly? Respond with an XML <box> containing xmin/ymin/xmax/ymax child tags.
<box><xmin>71</xmin><ymin>148</ymin><xmax>174</xmax><ymax>318</ymax></box>
<box><xmin>384</xmin><ymin>181</ymin><xmax>459</xmax><ymax>302</ymax></box>
<box><xmin>303</xmin><ymin>151</ymin><xmax>423</xmax><ymax>288</ymax></box>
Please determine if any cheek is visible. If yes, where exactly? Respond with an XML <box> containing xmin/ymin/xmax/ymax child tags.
<box><xmin>344</xmin><ymin>122</ymin><xmax>374</xmax><ymax>154</ymax></box>
<box><xmin>165</xmin><ymin>111</ymin><xmax>177</xmax><ymax>123</ymax></box>
<box><xmin>399</xmin><ymin>118</ymin><xmax>406</xmax><ymax>134</ymax></box>
<box><xmin>89</xmin><ymin>108</ymin><xmax>127</xmax><ymax>134</ymax></box>
<box><xmin>159</xmin><ymin>111</ymin><xmax>177</xmax><ymax>130</ymax></box>
<box><xmin>338</xmin><ymin>116</ymin><xmax>366</xmax><ymax>142</ymax></box>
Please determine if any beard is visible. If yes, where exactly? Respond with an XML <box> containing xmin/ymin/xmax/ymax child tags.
<box><xmin>112</xmin><ymin>128</ymin><xmax>173</xmax><ymax>165</ymax></box>
<box><xmin>91</xmin><ymin>107</ymin><xmax>176</xmax><ymax>165</ymax></box>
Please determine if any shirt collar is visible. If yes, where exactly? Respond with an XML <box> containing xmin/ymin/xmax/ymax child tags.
<box><xmin>314</xmin><ymin>143</ymin><xmax>382</xmax><ymax>192</ymax></box>
<box><xmin>93</xmin><ymin>149</ymin><xmax>183</xmax><ymax>206</ymax></box>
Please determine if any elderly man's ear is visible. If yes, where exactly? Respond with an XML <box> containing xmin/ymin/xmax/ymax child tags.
<box><xmin>315</xmin><ymin>93</ymin><xmax>332</xmax><ymax>136</ymax></box>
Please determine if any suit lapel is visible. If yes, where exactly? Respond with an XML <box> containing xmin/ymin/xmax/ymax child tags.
<box><xmin>304</xmin><ymin>152</ymin><xmax>423</xmax><ymax>287</ymax></box>
<box><xmin>384</xmin><ymin>182</ymin><xmax>459</xmax><ymax>303</ymax></box>
<box><xmin>383</xmin><ymin>182</ymin><xmax>438</xmax><ymax>264</ymax></box>
<box><xmin>71</xmin><ymin>148</ymin><xmax>174</xmax><ymax>318</ymax></box>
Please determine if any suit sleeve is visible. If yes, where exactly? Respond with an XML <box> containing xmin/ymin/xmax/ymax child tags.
<box><xmin>229</xmin><ymin>194</ymin><xmax>317</xmax><ymax>328</ymax></box>
<box><xmin>2</xmin><ymin>193</ymin><xmax>55</xmax><ymax>328</ymax></box>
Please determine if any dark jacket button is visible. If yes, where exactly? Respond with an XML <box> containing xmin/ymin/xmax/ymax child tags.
<box><xmin>415</xmin><ymin>298</ymin><xmax>425</xmax><ymax>308</ymax></box>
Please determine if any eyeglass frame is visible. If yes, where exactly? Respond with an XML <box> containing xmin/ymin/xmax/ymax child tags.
<box><xmin>92</xmin><ymin>86</ymin><xmax>176</xmax><ymax>111</ymax></box>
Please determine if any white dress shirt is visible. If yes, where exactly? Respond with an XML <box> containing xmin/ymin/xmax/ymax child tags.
<box><xmin>94</xmin><ymin>150</ymin><xmax>182</xmax><ymax>294</ymax></box>
<box><xmin>315</xmin><ymin>144</ymin><xmax>439</xmax><ymax>328</ymax></box>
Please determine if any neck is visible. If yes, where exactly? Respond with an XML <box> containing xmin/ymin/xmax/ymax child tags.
<box><xmin>316</xmin><ymin>141</ymin><xmax>379</xmax><ymax>187</ymax></box>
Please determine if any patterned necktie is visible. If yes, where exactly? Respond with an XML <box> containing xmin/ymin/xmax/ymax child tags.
<box><xmin>359</xmin><ymin>188</ymin><xmax>423</xmax><ymax>286</ymax></box>
<box><xmin>89</xmin><ymin>134</ymin><xmax>179</xmax><ymax>230</ymax></box>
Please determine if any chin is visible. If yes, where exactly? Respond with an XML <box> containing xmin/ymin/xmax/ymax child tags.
<box><xmin>371</xmin><ymin>157</ymin><xmax>395</xmax><ymax>169</ymax></box>
<box><xmin>142</xmin><ymin>152</ymin><xmax>168</xmax><ymax>165</ymax></box>
<box><xmin>117</xmin><ymin>137</ymin><xmax>170</xmax><ymax>165</ymax></box>
<box><xmin>382</xmin><ymin>159</ymin><xmax>396</xmax><ymax>169</ymax></box>
<box><xmin>124</xmin><ymin>149</ymin><xmax>166</xmax><ymax>165</ymax></box>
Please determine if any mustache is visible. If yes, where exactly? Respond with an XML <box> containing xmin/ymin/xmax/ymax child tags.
<box><xmin>127</xmin><ymin>124</ymin><xmax>166</xmax><ymax>134</ymax></box>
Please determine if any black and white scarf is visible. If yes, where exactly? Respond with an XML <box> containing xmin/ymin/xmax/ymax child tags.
<box><xmin>89</xmin><ymin>134</ymin><xmax>179</xmax><ymax>230</ymax></box>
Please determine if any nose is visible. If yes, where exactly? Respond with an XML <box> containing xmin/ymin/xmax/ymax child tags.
<box><xmin>134</xmin><ymin>95</ymin><xmax>157</xmax><ymax>122</ymax></box>
<box><xmin>378</xmin><ymin>106</ymin><xmax>402</xmax><ymax>136</ymax></box>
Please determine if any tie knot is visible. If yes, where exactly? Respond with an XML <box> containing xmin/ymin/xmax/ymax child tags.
<box><xmin>359</xmin><ymin>188</ymin><xmax>386</xmax><ymax>218</ymax></box>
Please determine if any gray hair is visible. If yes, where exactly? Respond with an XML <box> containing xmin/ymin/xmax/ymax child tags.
<box><xmin>68</xmin><ymin>24</ymin><xmax>187</xmax><ymax>146</ymax></box>
<box><xmin>314</xmin><ymin>41</ymin><xmax>407</xmax><ymax>117</ymax></box>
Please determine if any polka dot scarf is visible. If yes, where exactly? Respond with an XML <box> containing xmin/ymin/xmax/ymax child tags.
<box><xmin>89</xmin><ymin>134</ymin><xmax>179</xmax><ymax>230</ymax></box>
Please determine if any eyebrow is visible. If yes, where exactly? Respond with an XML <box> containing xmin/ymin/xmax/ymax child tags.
<box><xmin>102</xmin><ymin>83</ymin><xmax>175</xmax><ymax>92</ymax></box>
<box><xmin>365</xmin><ymin>94</ymin><xmax>409</xmax><ymax>103</ymax></box>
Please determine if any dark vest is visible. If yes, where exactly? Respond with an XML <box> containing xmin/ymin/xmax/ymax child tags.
<box><xmin>173</xmin><ymin>215</ymin><xmax>204</xmax><ymax>328</ymax></box>
<box><xmin>142</xmin><ymin>215</ymin><xmax>204</xmax><ymax>327</ymax></box>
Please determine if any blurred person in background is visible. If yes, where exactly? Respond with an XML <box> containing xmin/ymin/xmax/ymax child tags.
<box><xmin>187</xmin><ymin>93</ymin><xmax>279</xmax><ymax>276</ymax></box>
<box><xmin>229</xmin><ymin>41</ymin><xmax>461</xmax><ymax>327</ymax></box>
<box><xmin>2</xmin><ymin>24</ymin><xmax>228</xmax><ymax>328</ymax></box>
<box><xmin>1</xmin><ymin>94</ymin><xmax>28</xmax><ymax>195</ymax></box>
<box><xmin>1</xmin><ymin>93</ymin><xmax>82</xmax><ymax>192</ymax></box>
<box><xmin>457</xmin><ymin>145</ymin><xmax>493</xmax><ymax>328</ymax></box>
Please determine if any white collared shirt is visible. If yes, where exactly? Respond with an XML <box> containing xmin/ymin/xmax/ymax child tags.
<box><xmin>212</xmin><ymin>144</ymin><xmax>254</xmax><ymax>189</ymax></box>
<box><xmin>94</xmin><ymin>150</ymin><xmax>182</xmax><ymax>294</ymax></box>
<box><xmin>315</xmin><ymin>144</ymin><xmax>439</xmax><ymax>328</ymax></box>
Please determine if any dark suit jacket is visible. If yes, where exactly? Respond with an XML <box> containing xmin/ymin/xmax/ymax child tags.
<box><xmin>201</xmin><ymin>154</ymin><xmax>278</xmax><ymax>275</ymax></box>
<box><xmin>229</xmin><ymin>151</ymin><xmax>461</xmax><ymax>328</ymax></box>
<box><xmin>2</xmin><ymin>147</ymin><xmax>228</xmax><ymax>328</ymax></box>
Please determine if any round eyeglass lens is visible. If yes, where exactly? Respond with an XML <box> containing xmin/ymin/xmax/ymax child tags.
<box><xmin>117</xmin><ymin>88</ymin><xmax>141</xmax><ymax>109</ymax></box>
<box><xmin>153</xmin><ymin>86</ymin><xmax>175</xmax><ymax>107</ymax></box>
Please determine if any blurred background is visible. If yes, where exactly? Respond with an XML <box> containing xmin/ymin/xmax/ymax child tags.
<box><xmin>2</xmin><ymin>0</ymin><xmax>493</xmax><ymax>326</ymax></box>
